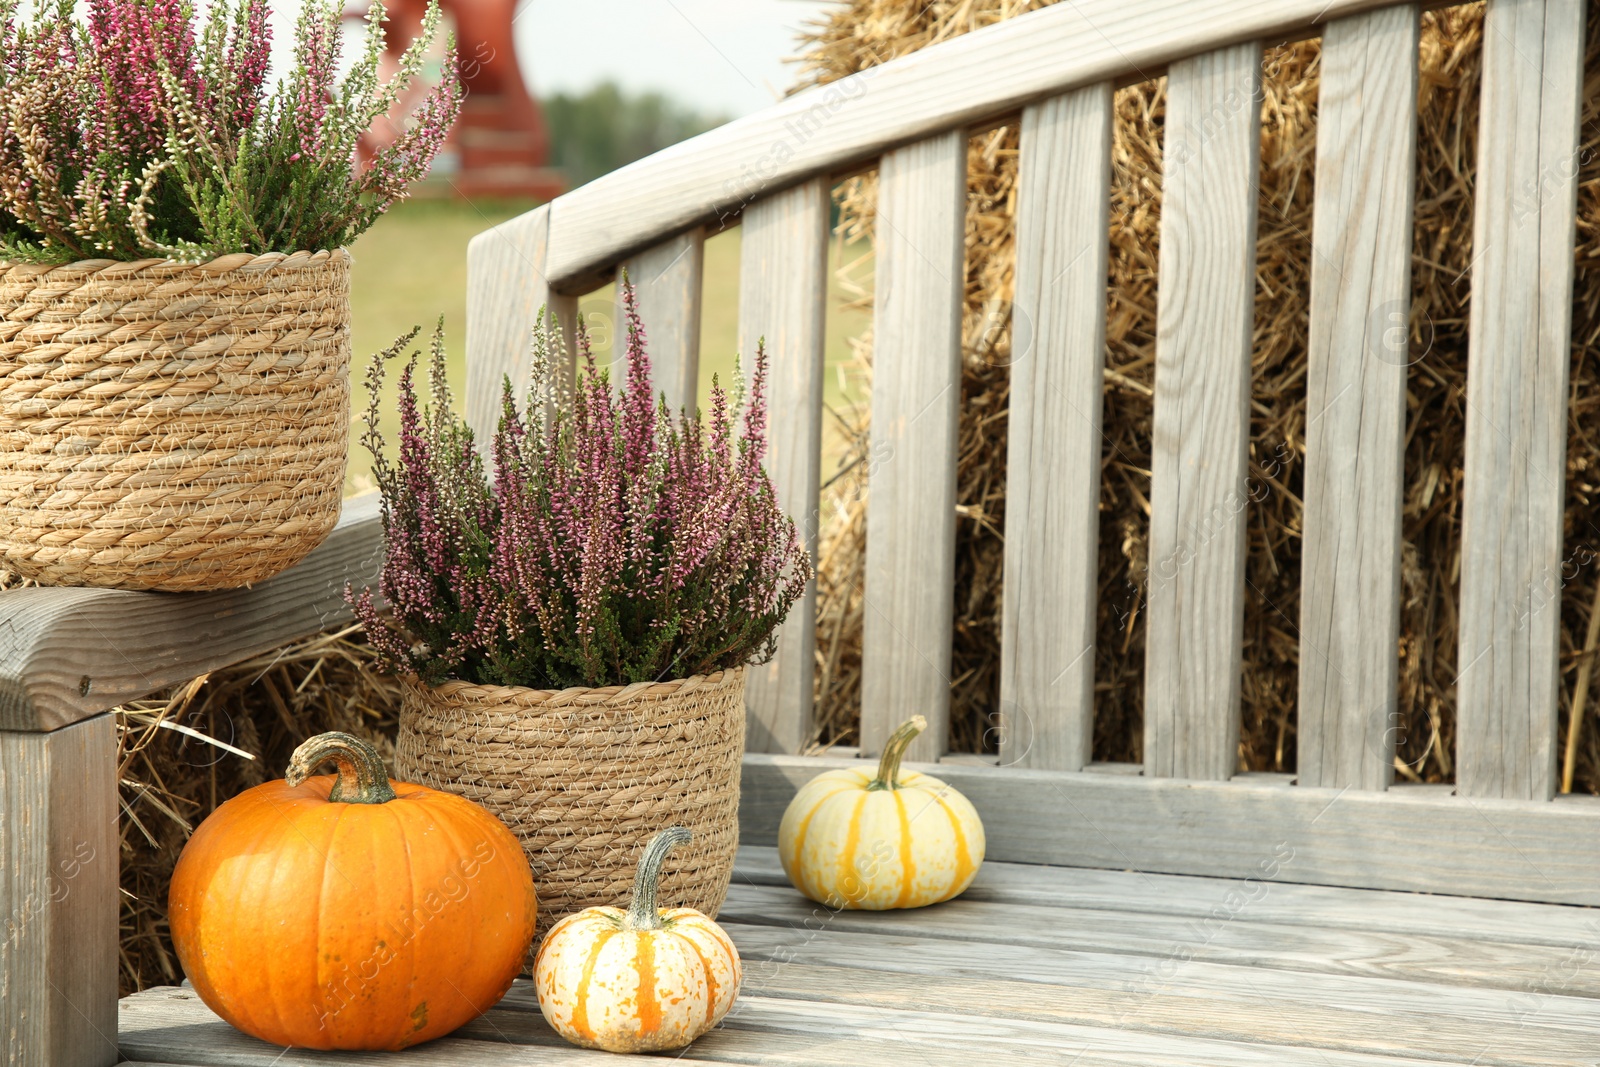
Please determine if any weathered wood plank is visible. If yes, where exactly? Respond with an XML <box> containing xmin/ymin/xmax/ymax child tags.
<box><xmin>465</xmin><ymin>205</ymin><xmax>579</xmax><ymax>445</ymax></box>
<box><xmin>2</xmin><ymin>715</ymin><xmax>118</xmax><ymax>1067</ymax></box>
<box><xmin>860</xmin><ymin>131</ymin><xmax>966</xmax><ymax>764</ymax></box>
<box><xmin>739</xmin><ymin>181</ymin><xmax>830</xmax><ymax>755</ymax></box>
<box><xmin>119</xmin><ymin>987</ymin><xmax>724</xmax><ymax>1066</ymax></box>
<box><xmin>1000</xmin><ymin>83</ymin><xmax>1114</xmax><ymax>771</ymax></box>
<box><xmin>1297</xmin><ymin>5</ymin><xmax>1420</xmax><ymax>791</ymax></box>
<box><xmin>732</xmin><ymin>845</ymin><xmax>1599</xmax><ymax>949</ymax></box>
<box><xmin>1143</xmin><ymin>42</ymin><xmax>1262</xmax><ymax>781</ymax></box>
<box><xmin>1456</xmin><ymin>0</ymin><xmax>1588</xmax><ymax>801</ymax></box>
<box><xmin>542</xmin><ymin>0</ymin><xmax>1457</xmax><ymax>289</ymax></box>
<box><xmin>725</xmin><ymin>922</ymin><xmax>1600</xmax><ymax>1039</ymax></box>
<box><xmin>0</xmin><ymin>494</ymin><xmax>383</xmax><ymax>732</ymax></box>
<box><xmin>122</xmin><ymin>982</ymin><xmax>1494</xmax><ymax>1067</ymax></box>
<box><xmin>718</xmin><ymin>882</ymin><xmax>1600</xmax><ymax>998</ymax></box>
<box><xmin>618</xmin><ymin>228</ymin><xmax>704</xmax><ymax>416</ymax></box>
<box><xmin>740</xmin><ymin>753</ymin><xmax>1600</xmax><ymax>905</ymax></box>
<box><xmin>727</xmin><ymin>957</ymin><xmax>1593</xmax><ymax>1067</ymax></box>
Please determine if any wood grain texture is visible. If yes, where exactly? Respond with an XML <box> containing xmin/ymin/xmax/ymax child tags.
<box><xmin>119</xmin><ymin>987</ymin><xmax>724</xmax><ymax>1066</ymax></box>
<box><xmin>741</xmin><ymin>753</ymin><xmax>1600</xmax><ymax>905</ymax></box>
<box><xmin>1143</xmin><ymin>42</ymin><xmax>1262</xmax><ymax>781</ymax></box>
<box><xmin>541</xmin><ymin>0</ymin><xmax>1451</xmax><ymax>289</ymax></box>
<box><xmin>739</xmin><ymin>181</ymin><xmax>829</xmax><ymax>754</ymax></box>
<box><xmin>723</xmin><ymin>947</ymin><xmax>1587</xmax><ymax>1062</ymax></box>
<box><xmin>1296</xmin><ymin>6</ymin><xmax>1420</xmax><ymax>791</ymax></box>
<box><xmin>2</xmin><ymin>715</ymin><xmax>118</xmax><ymax>1067</ymax></box>
<box><xmin>732</xmin><ymin>844</ymin><xmax>1597</xmax><ymax>948</ymax></box>
<box><xmin>723</xmin><ymin>931</ymin><xmax>1600</xmax><ymax>1066</ymax></box>
<box><xmin>0</xmin><ymin>493</ymin><xmax>383</xmax><ymax>732</ymax></box>
<box><xmin>720</xmin><ymin>883</ymin><xmax>1600</xmax><ymax>998</ymax></box>
<box><xmin>1000</xmin><ymin>83</ymin><xmax>1114</xmax><ymax>771</ymax></box>
<box><xmin>124</xmin><ymin>981</ymin><xmax>1497</xmax><ymax>1067</ymax></box>
<box><xmin>1456</xmin><ymin>0</ymin><xmax>1588</xmax><ymax>801</ymax></box>
<box><xmin>725</xmin><ymin>921</ymin><xmax>1600</xmax><ymax>1036</ymax></box>
<box><xmin>860</xmin><ymin>132</ymin><xmax>966</xmax><ymax>763</ymax></box>
<box><xmin>619</xmin><ymin>228</ymin><xmax>704</xmax><ymax>416</ymax></box>
<box><xmin>465</xmin><ymin>205</ymin><xmax>578</xmax><ymax>445</ymax></box>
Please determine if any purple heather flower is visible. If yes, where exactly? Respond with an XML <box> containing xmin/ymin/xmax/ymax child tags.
<box><xmin>349</xmin><ymin>295</ymin><xmax>812</xmax><ymax>690</ymax></box>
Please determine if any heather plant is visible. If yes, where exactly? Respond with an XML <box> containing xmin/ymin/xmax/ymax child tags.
<box><xmin>0</xmin><ymin>0</ymin><xmax>461</xmax><ymax>264</ymax></box>
<box><xmin>348</xmin><ymin>284</ymin><xmax>813</xmax><ymax>691</ymax></box>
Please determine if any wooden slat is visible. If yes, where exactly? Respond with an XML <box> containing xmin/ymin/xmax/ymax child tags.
<box><xmin>1143</xmin><ymin>42</ymin><xmax>1262</xmax><ymax>781</ymax></box>
<box><xmin>1296</xmin><ymin>5</ymin><xmax>1420</xmax><ymax>791</ymax></box>
<box><xmin>465</xmin><ymin>205</ymin><xmax>578</xmax><ymax>445</ymax></box>
<box><xmin>0</xmin><ymin>494</ymin><xmax>383</xmax><ymax>732</ymax></box>
<box><xmin>732</xmin><ymin>844</ymin><xmax>1597</xmax><ymax>948</ymax></box>
<box><xmin>719</xmin><ymin>883</ymin><xmax>1599</xmax><ymax>998</ymax></box>
<box><xmin>2</xmin><ymin>715</ymin><xmax>118</xmax><ymax>1067</ymax></box>
<box><xmin>123</xmin><ymin>981</ymin><xmax>1501</xmax><ymax>1067</ymax></box>
<box><xmin>618</xmin><ymin>228</ymin><xmax>704</xmax><ymax>416</ymax></box>
<box><xmin>543</xmin><ymin>0</ymin><xmax>1453</xmax><ymax>289</ymax></box>
<box><xmin>860</xmin><ymin>132</ymin><xmax>966</xmax><ymax>763</ymax></box>
<box><xmin>726</xmin><ymin>919</ymin><xmax>1600</xmax><ymax>1033</ymax></box>
<box><xmin>724</xmin><ymin>929</ymin><xmax>1600</xmax><ymax>1066</ymax></box>
<box><xmin>1000</xmin><ymin>83</ymin><xmax>1114</xmax><ymax>771</ymax></box>
<box><xmin>740</xmin><ymin>753</ymin><xmax>1600</xmax><ymax>905</ymax></box>
<box><xmin>1456</xmin><ymin>0</ymin><xmax>1588</xmax><ymax>801</ymax></box>
<box><xmin>739</xmin><ymin>181</ymin><xmax>830</xmax><ymax>754</ymax></box>
<box><xmin>118</xmin><ymin>988</ymin><xmax>724</xmax><ymax>1066</ymax></box>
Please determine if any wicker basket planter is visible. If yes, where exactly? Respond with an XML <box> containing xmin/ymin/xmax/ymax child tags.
<box><xmin>0</xmin><ymin>249</ymin><xmax>351</xmax><ymax>591</ymax></box>
<box><xmin>395</xmin><ymin>667</ymin><xmax>746</xmax><ymax>947</ymax></box>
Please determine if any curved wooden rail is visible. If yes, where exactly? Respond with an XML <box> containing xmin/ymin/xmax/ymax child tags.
<box><xmin>541</xmin><ymin>0</ymin><xmax>1438</xmax><ymax>291</ymax></box>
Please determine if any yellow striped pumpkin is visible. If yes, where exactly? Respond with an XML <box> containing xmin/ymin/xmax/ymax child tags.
<box><xmin>778</xmin><ymin>715</ymin><xmax>985</xmax><ymax>909</ymax></box>
<box><xmin>534</xmin><ymin>827</ymin><xmax>740</xmax><ymax>1053</ymax></box>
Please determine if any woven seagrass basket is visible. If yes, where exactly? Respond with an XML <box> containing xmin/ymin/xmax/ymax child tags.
<box><xmin>0</xmin><ymin>249</ymin><xmax>351</xmax><ymax>591</ymax></box>
<box><xmin>395</xmin><ymin>668</ymin><xmax>745</xmax><ymax>952</ymax></box>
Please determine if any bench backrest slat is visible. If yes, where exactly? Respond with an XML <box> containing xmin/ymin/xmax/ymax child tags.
<box><xmin>740</xmin><ymin>179</ymin><xmax>831</xmax><ymax>755</ymax></box>
<box><xmin>1457</xmin><ymin>0</ymin><xmax>1588</xmax><ymax>801</ymax></box>
<box><xmin>1000</xmin><ymin>82</ymin><xmax>1115</xmax><ymax>772</ymax></box>
<box><xmin>618</xmin><ymin>229</ymin><xmax>706</xmax><ymax>416</ymax></box>
<box><xmin>1143</xmin><ymin>41</ymin><xmax>1264</xmax><ymax>781</ymax></box>
<box><xmin>1297</xmin><ymin>5</ymin><xmax>1420</xmax><ymax>791</ymax></box>
<box><xmin>860</xmin><ymin>131</ymin><xmax>968</xmax><ymax>764</ymax></box>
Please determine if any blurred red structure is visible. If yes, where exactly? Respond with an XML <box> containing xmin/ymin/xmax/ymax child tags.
<box><xmin>354</xmin><ymin>0</ymin><xmax>564</xmax><ymax>200</ymax></box>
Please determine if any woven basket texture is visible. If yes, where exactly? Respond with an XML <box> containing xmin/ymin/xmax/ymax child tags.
<box><xmin>0</xmin><ymin>248</ymin><xmax>351</xmax><ymax>591</ymax></box>
<box><xmin>396</xmin><ymin>668</ymin><xmax>746</xmax><ymax>951</ymax></box>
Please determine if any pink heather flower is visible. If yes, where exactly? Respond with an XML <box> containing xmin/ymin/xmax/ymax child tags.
<box><xmin>349</xmin><ymin>294</ymin><xmax>812</xmax><ymax>690</ymax></box>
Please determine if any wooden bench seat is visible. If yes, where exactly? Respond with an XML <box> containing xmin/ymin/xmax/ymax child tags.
<box><xmin>118</xmin><ymin>847</ymin><xmax>1600</xmax><ymax>1066</ymax></box>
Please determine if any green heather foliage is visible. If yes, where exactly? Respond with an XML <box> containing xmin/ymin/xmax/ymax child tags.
<box><xmin>348</xmin><ymin>284</ymin><xmax>811</xmax><ymax>691</ymax></box>
<box><xmin>0</xmin><ymin>0</ymin><xmax>461</xmax><ymax>264</ymax></box>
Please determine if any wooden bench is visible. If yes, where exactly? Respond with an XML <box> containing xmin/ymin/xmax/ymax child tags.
<box><xmin>5</xmin><ymin>0</ymin><xmax>1600</xmax><ymax>1063</ymax></box>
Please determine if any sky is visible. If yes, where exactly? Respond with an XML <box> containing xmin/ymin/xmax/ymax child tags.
<box><xmin>511</xmin><ymin>0</ymin><xmax>839</xmax><ymax>119</ymax></box>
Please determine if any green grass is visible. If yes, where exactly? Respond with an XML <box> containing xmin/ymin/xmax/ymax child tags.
<box><xmin>346</xmin><ymin>199</ymin><xmax>872</xmax><ymax>494</ymax></box>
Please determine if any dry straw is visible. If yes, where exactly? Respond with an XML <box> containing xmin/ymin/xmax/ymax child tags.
<box><xmin>797</xmin><ymin>0</ymin><xmax>1600</xmax><ymax>792</ymax></box>
<box><xmin>0</xmin><ymin>249</ymin><xmax>350</xmax><ymax>590</ymax></box>
<box><xmin>395</xmin><ymin>669</ymin><xmax>746</xmax><ymax>951</ymax></box>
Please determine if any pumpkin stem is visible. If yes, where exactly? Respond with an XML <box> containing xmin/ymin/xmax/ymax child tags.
<box><xmin>284</xmin><ymin>732</ymin><xmax>398</xmax><ymax>805</ymax></box>
<box><xmin>869</xmin><ymin>715</ymin><xmax>927</xmax><ymax>791</ymax></box>
<box><xmin>625</xmin><ymin>827</ymin><xmax>692</xmax><ymax>930</ymax></box>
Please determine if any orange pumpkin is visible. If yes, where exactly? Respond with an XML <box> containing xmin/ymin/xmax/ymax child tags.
<box><xmin>169</xmin><ymin>731</ymin><xmax>538</xmax><ymax>1050</ymax></box>
<box><xmin>535</xmin><ymin>827</ymin><xmax>741</xmax><ymax>1053</ymax></box>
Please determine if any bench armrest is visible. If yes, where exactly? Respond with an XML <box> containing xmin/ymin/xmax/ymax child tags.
<box><xmin>0</xmin><ymin>492</ymin><xmax>385</xmax><ymax>733</ymax></box>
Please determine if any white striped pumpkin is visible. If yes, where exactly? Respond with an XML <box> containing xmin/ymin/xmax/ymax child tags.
<box><xmin>535</xmin><ymin>827</ymin><xmax>740</xmax><ymax>1053</ymax></box>
<box><xmin>778</xmin><ymin>715</ymin><xmax>985</xmax><ymax>909</ymax></box>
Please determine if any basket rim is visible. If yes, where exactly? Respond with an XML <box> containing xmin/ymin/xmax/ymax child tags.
<box><xmin>402</xmin><ymin>665</ymin><xmax>748</xmax><ymax>708</ymax></box>
<box><xmin>0</xmin><ymin>246</ymin><xmax>351</xmax><ymax>279</ymax></box>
